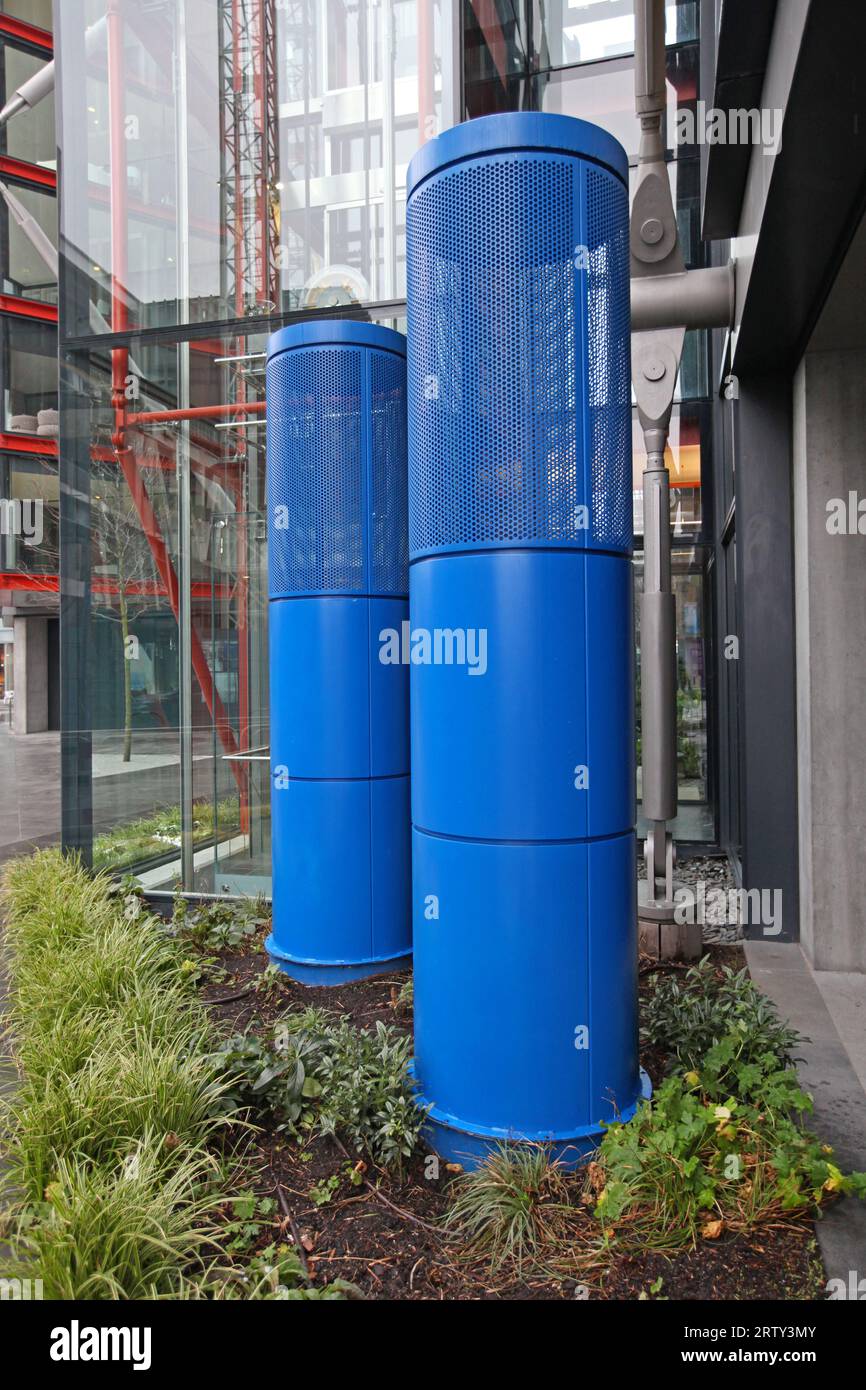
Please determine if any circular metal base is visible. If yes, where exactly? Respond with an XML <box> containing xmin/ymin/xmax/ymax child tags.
<box><xmin>637</xmin><ymin>875</ymin><xmax>683</xmax><ymax>923</ymax></box>
<box><xmin>413</xmin><ymin>1067</ymin><xmax>652</xmax><ymax>1172</ymax></box>
<box><xmin>265</xmin><ymin>934</ymin><xmax>411</xmax><ymax>986</ymax></box>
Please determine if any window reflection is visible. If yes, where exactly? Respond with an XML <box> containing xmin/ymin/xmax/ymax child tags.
<box><xmin>2</xmin><ymin>181</ymin><xmax>57</xmax><ymax>304</ymax></box>
<box><xmin>1</xmin><ymin>316</ymin><xmax>57</xmax><ymax>434</ymax></box>
<box><xmin>57</xmin><ymin>0</ymin><xmax>453</xmax><ymax>333</ymax></box>
<box><xmin>635</xmin><ymin>547</ymin><xmax>713</xmax><ymax>843</ymax></box>
<box><xmin>532</xmin><ymin>0</ymin><xmax>697</xmax><ymax>70</ymax></box>
<box><xmin>0</xmin><ymin>452</ymin><xmax>58</xmax><ymax>575</ymax></box>
<box><xmin>2</xmin><ymin>44</ymin><xmax>56</xmax><ymax>169</ymax></box>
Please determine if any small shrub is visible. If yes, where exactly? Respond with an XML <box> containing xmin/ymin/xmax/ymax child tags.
<box><xmin>593</xmin><ymin>1036</ymin><xmax>866</xmax><ymax>1249</ymax></box>
<box><xmin>641</xmin><ymin>956</ymin><xmax>802</xmax><ymax>1089</ymax></box>
<box><xmin>173</xmin><ymin>893</ymin><xmax>269</xmax><ymax>952</ymax></box>
<box><xmin>210</xmin><ymin>1014</ymin><xmax>425</xmax><ymax>1171</ymax></box>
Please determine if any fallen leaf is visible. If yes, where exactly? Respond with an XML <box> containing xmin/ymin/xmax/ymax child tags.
<box><xmin>701</xmin><ymin>1219</ymin><xmax>725</xmax><ymax>1239</ymax></box>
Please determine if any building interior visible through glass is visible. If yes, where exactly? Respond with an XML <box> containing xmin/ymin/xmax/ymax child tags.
<box><xmin>31</xmin><ymin>0</ymin><xmax>713</xmax><ymax>895</ymax></box>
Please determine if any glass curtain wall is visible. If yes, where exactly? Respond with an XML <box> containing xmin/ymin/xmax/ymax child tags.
<box><xmin>56</xmin><ymin>0</ymin><xmax>452</xmax><ymax>894</ymax></box>
<box><xmin>57</xmin><ymin>0</ymin><xmax>714</xmax><ymax>897</ymax></box>
<box><xmin>0</xmin><ymin>4</ymin><xmax>59</xmax><ymax>722</ymax></box>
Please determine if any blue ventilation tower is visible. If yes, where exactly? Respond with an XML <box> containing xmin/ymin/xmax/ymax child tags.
<box><xmin>407</xmin><ymin>114</ymin><xmax>649</xmax><ymax>1165</ymax></box>
<box><xmin>265</xmin><ymin>321</ymin><xmax>411</xmax><ymax>984</ymax></box>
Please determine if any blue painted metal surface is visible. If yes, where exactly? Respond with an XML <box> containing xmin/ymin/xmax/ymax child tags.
<box><xmin>407</xmin><ymin>113</ymin><xmax>643</xmax><ymax>1166</ymax></box>
<box><xmin>266</xmin><ymin>321</ymin><xmax>411</xmax><ymax>983</ymax></box>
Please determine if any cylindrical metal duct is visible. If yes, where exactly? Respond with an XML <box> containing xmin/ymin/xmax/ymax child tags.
<box><xmin>265</xmin><ymin>321</ymin><xmax>411</xmax><ymax>983</ymax></box>
<box><xmin>406</xmin><ymin>114</ymin><xmax>649</xmax><ymax>1166</ymax></box>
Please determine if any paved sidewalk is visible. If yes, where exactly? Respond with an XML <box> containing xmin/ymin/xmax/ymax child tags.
<box><xmin>0</xmin><ymin>726</ymin><xmax>61</xmax><ymax>867</ymax></box>
<box><xmin>745</xmin><ymin>939</ymin><xmax>866</xmax><ymax>1291</ymax></box>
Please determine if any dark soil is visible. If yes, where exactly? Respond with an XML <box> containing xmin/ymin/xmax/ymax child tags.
<box><xmin>602</xmin><ymin>1225</ymin><xmax>825</xmax><ymax>1301</ymax></box>
<box><xmin>197</xmin><ymin>933</ymin><xmax>824</xmax><ymax>1301</ymax></box>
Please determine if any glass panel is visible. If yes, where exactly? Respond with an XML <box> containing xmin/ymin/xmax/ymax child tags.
<box><xmin>0</xmin><ymin>0</ymin><xmax>53</xmax><ymax>26</ymax></box>
<box><xmin>2</xmin><ymin>180</ymin><xmax>58</xmax><ymax>304</ymax></box>
<box><xmin>67</xmin><ymin>320</ymin><xmax>278</xmax><ymax>892</ymax></box>
<box><xmin>463</xmin><ymin>0</ymin><xmax>529</xmax><ymax>119</ymax></box>
<box><xmin>2</xmin><ymin>44</ymin><xmax>56</xmax><ymax>169</ymax></box>
<box><xmin>1</xmin><ymin>315</ymin><xmax>57</xmax><ymax>433</ymax></box>
<box><xmin>532</xmin><ymin>42</ymin><xmax>698</xmax><ymax>159</ymax></box>
<box><xmin>0</xmin><ymin>450</ymin><xmax>58</xmax><ymax>575</ymax></box>
<box><xmin>56</xmin><ymin>0</ymin><xmax>455</xmax><ymax>335</ymax></box>
<box><xmin>531</xmin><ymin>0</ymin><xmax>697</xmax><ymax>69</ymax></box>
<box><xmin>635</xmin><ymin>546</ymin><xmax>713</xmax><ymax>843</ymax></box>
<box><xmin>206</xmin><ymin>509</ymin><xmax>271</xmax><ymax>896</ymax></box>
<box><xmin>632</xmin><ymin>404</ymin><xmax>704</xmax><ymax>541</ymax></box>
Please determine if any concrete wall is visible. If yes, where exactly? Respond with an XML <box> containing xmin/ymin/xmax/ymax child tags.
<box><xmin>11</xmin><ymin>616</ymin><xmax>48</xmax><ymax>736</ymax></box>
<box><xmin>793</xmin><ymin>349</ymin><xmax>866</xmax><ymax>972</ymax></box>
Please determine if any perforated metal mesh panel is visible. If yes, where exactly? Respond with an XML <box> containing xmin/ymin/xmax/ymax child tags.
<box><xmin>586</xmin><ymin>166</ymin><xmax>632</xmax><ymax>551</ymax></box>
<box><xmin>370</xmin><ymin>349</ymin><xmax>409</xmax><ymax>594</ymax></box>
<box><xmin>267</xmin><ymin>343</ymin><xmax>408</xmax><ymax>597</ymax></box>
<box><xmin>407</xmin><ymin>152</ymin><xmax>631</xmax><ymax>558</ymax></box>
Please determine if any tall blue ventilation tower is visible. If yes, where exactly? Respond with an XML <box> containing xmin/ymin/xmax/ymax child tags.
<box><xmin>407</xmin><ymin>114</ymin><xmax>649</xmax><ymax>1165</ymax></box>
<box><xmin>265</xmin><ymin>321</ymin><xmax>411</xmax><ymax>984</ymax></box>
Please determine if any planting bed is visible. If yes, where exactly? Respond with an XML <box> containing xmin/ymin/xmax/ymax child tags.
<box><xmin>199</xmin><ymin>934</ymin><xmax>826</xmax><ymax>1302</ymax></box>
<box><xmin>3</xmin><ymin>854</ymin><xmax>856</xmax><ymax>1302</ymax></box>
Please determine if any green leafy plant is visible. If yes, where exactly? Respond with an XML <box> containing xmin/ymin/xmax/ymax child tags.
<box><xmin>210</xmin><ymin>1014</ymin><xmax>426</xmax><ymax>1171</ymax></box>
<box><xmin>309</xmin><ymin>1174</ymin><xmax>341</xmax><ymax>1207</ymax></box>
<box><xmin>592</xmin><ymin>1037</ymin><xmax>866</xmax><ymax>1250</ymax></box>
<box><xmin>173</xmin><ymin>894</ymin><xmax>269</xmax><ymax>952</ymax></box>
<box><xmin>641</xmin><ymin>956</ymin><xmax>802</xmax><ymax>1089</ymax></box>
<box><xmin>253</xmin><ymin>962</ymin><xmax>286</xmax><ymax>996</ymax></box>
<box><xmin>392</xmin><ymin>976</ymin><xmax>413</xmax><ymax>1015</ymax></box>
<box><xmin>182</xmin><ymin>1243</ymin><xmax>357</xmax><ymax>1300</ymax></box>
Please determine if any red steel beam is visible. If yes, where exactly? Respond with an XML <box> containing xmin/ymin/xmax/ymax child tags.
<box><xmin>0</xmin><ymin>294</ymin><xmax>58</xmax><ymax>322</ymax></box>
<box><xmin>0</xmin><ymin>433</ymin><xmax>57</xmax><ymax>456</ymax></box>
<box><xmin>0</xmin><ymin>14</ymin><xmax>52</xmax><ymax>51</ymax></box>
<box><xmin>0</xmin><ymin>155</ymin><xmax>57</xmax><ymax>190</ymax></box>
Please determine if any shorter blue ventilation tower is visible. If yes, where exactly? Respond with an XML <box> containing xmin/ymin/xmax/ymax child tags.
<box><xmin>265</xmin><ymin>320</ymin><xmax>411</xmax><ymax>984</ymax></box>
